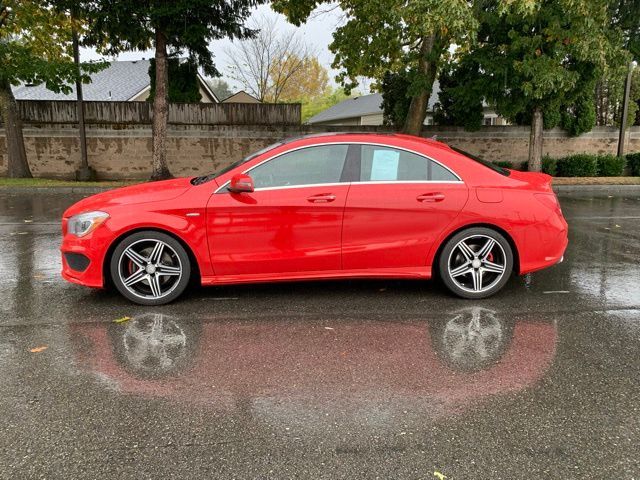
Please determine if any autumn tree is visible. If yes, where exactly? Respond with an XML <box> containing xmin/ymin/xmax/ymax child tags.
<box><xmin>0</xmin><ymin>0</ymin><xmax>103</xmax><ymax>178</ymax></box>
<box><xmin>80</xmin><ymin>0</ymin><xmax>261</xmax><ymax>180</ymax></box>
<box><xmin>273</xmin><ymin>0</ymin><xmax>478</xmax><ymax>135</ymax></box>
<box><xmin>226</xmin><ymin>14</ymin><xmax>320</xmax><ymax>103</ymax></box>
<box><xmin>273</xmin><ymin>57</ymin><xmax>329</xmax><ymax>103</ymax></box>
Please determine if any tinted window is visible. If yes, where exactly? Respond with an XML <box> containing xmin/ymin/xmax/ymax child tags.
<box><xmin>450</xmin><ymin>147</ymin><xmax>510</xmax><ymax>176</ymax></box>
<box><xmin>250</xmin><ymin>144</ymin><xmax>349</xmax><ymax>189</ymax></box>
<box><xmin>359</xmin><ymin>145</ymin><xmax>458</xmax><ymax>182</ymax></box>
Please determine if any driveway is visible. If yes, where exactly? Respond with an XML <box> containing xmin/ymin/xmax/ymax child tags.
<box><xmin>0</xmin><ymin>190</ymin><xmax>638</xmax><ymax>479</ymax></box>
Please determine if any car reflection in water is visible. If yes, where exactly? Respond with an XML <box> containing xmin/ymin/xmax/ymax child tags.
<box><xmin>72</xmin><ymin>308</ymin><xmax>557</xmax><ymax>427</ymax></box>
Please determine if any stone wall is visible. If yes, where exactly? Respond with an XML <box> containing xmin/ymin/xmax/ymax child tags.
<box><xmin>1</xmin><ymin>102</ymin><xmax>639</xmax><ymax>179</ymax></box>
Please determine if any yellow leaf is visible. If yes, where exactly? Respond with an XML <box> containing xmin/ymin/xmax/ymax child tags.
<box><xmin>113</xmin><ymin>316</ymin><xmax>131</xmax><ymax>324</ymax></box>
<box><xmin>30</xmin><ymin>346</ymin><xmax>48</xmax><ymax>353</ymax></box>
<box><xmin>434</xmin><ymin>472</ymin><xmax>447</xmax><ymax>480</ymax></box>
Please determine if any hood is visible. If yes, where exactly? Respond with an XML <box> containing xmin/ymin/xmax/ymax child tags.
<box><xmin>63</xmin><ymin>178</ymin><xmax>193</xmax><ymax>217</ymax></box>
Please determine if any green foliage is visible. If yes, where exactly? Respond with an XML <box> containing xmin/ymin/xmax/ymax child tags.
<box><xmin>459</xmin><ymin>0</ymin><xmax>625</xmax><ymax>135</ymax></box>
<box><xmin>556</xmin><ymin>154</ymin><xmax>599</xmax><ymax>177</ymax></box>
<box><xmin>380</xmin><ymin>71</ymin><xmax>412</xmax><ymax>128</ymax></box>
<box><xmin>81</xmin><ymin>0</ymin><xmax>261</xmax><ymax>77</ymax></box>
<box><xmin>273</xmin><ymin>0</ymin><xmax>479</xmax><ymax>128</ymax></box>
<box><xmin>0</xmin><ymin>0</ymin><xmax>105</xmax><ymax>91</ymax></box>
<box><xmin>597</xmin><ymin>154</ymin><xmax>626</xmax><ymax>176</ymax></box>
<box><xmin>626</xmin><ymin>152</ymin><xmax>640</xmax><ymax>175</ymax></box>
<box><xmin>148</xmin><ymin>58</ymin><xmax>202</xmax><ymax>103</ymax></box>
<box><xmin>302</xmin><ymin>88</ymin><xmax>352</xmax><ymax>123</ymax></box>
<box><xmin>433</xmin><ymin>59</ymin><xmax>484</xmax><ymax>131</ymax></box>
<box><xmin>541</xmin><ymin>155</ymin><xmax>558</xmax><ymax>176</ymax></box>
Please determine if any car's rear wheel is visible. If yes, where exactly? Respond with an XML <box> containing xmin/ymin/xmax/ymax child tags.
<box><xmin>110</xmin><ymin>231</ymin><xmax>191</xmax><ymax>305</ymax></box>
<box><xmin>438</xmin><ymin>227</ymin><xmax>513</xmax><ymax>299</ymax></box>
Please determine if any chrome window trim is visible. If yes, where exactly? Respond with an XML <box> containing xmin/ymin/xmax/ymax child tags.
<box><xmin>214</xmin><ymin>141</ymin><xmax>464</xmax><ymax>194</ymax></box>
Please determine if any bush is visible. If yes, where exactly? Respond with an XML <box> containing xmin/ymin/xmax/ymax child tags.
<box><xmin>597</xmin><ymin>155</ymin><xmax>625</xmax><ymax>177</ymax></box>
<box><xmin>541</xmin><ymin>155</ymin><xmax>558</xmax><ymax>176</ymax></box>
<box><xmin>555</xmin><ymin>154</ymin><xmax>599</xmax><ymax>177</ymax></box>
<box><xmin>627</xmin><ymin>152</ymin><xmax>640</xmax><ymax>176</ymax></box>
<box><xmin>494</xmin><ymin>160</ymin><xmax>513</xmax><ymax>169</ymax></box>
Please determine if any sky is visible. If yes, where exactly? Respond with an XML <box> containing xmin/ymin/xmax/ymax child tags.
<box><xmin>79</xmin><ymin>3</ymin><xmax>359</xmax><ymax>93</ymax></box>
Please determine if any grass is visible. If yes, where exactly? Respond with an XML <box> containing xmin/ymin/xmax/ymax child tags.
<box><xmin>0</xmin><ymin>178</ymin><xmax>136</xmax><ymax>188</ymax></box>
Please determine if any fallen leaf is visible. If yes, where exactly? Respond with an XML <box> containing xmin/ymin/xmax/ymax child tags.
<box><xmin>434</xmin><ymin>472</ymin><xmax>447</xmax><ymax>480</ymax></box>
<box><xmin>113</xmin><ymin>316</ymin><xmax>131</xmax><ymax>324</ymax></box>
<box><xmin>30</xmin><ymin>346</ymin><xmax>48</xmax><ymax>353</ymax></box>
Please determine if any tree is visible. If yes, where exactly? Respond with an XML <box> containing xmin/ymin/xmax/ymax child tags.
<box><xmin>275</xmin><ymin>57</ymin><xmax>329</xmax><ymax>103</ymax></box>
<box><xmin>301</xmin><ymin>87</ymin><xmax>351</xmax><ymax>122</ymax></box>
<box><xmin>226</xmin><ymin>14</ymin><xmax>317</xmax><ymax>103</ymax></box>
<box><xmin>432</xmin><ymin>59</ymin><xmax>485</xmax><ymax>131</ymax></box>
<box><xmin>207</xmin><ymin>79</ymin><xmax>234</xmax><ymax>101</ymax></box>
<box><xmin>149</xmin><ymin>58</ymin><xmax>202</xmax><ymax>103</ymax></box>
<box><xmin>447</xmin><ymin>0</ymin><xmax>626</xmax><ymax>171</ymax></box>
<box><xmin>0</xmin><ymin>0</ymin><xmax>103</xmax><ymax>178</ymax></box>
<box><xmin>273</xmin><ymin>0</ymin><xmax>478</xmax><ymax>135</ymax></box>
<box><xmin>81</xmin><ymin>0</ymin><xmax>261</xmax><ymax>180</ymax></box>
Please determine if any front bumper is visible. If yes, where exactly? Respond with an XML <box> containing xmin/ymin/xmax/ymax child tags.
<box><xmin>60</xmin><ymin>229</ymin><xmax>112</xmax><ymax>288</ymax></box>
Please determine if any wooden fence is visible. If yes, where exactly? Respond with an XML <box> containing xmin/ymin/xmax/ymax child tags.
<box><xmin>16</xmin><ymin>100</ymin><xmax>301</xmax><ymax>126</ymax></box>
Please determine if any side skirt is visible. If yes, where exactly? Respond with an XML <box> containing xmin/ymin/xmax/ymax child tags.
<box><xmin>201</xmin><ymin>266</ymin><xmax>432</xmax><ymax>286</ymax></box>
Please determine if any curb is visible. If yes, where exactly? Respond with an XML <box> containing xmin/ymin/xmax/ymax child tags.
<box><xmin>0</xmin><ymin>186</ymin><xmax>117</xmax><ymax>195</ymax></box>
<box><xmin>553</xmin><ymin>184</ymin><xmax>640</xmax><ymax>194</ymax></box>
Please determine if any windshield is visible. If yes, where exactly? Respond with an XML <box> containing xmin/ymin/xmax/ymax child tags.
<box><xmin>191</xmin><ymin>141</ymin><xmax>285</xmax><ymax>185</ymax></box>
<box><xmin>451</xmin><ymin>147</ymin><xmax>510</xmax><ymax>177</ymax></box>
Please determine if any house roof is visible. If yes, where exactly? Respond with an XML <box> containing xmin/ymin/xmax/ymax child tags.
<box><xmin>12</xmin><ymin>59</ymin><xmax>219</xmax><ymax>102</ymax></box>
<box><xmin>222</xmin><ymin>90</ymin><xmax>260</xmax><ymax>103</ymax></box>
<box><xmin>13</xmin><ymin>60</ymin><xmax>153</xmax><ymax>101</ymax></box>
<box><xmin>306</xmin><ymin>81</ymin><xmax>441</xmax><ymax>124</ymax></box>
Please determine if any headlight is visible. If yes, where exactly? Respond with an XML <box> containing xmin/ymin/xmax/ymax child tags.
<box><xmin>67</xmin><ymin>211</ymin><xmax>110</xmax><ymax>237</ymax></box>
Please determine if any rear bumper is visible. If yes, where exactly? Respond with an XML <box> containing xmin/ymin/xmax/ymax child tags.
<box><xmin>519</xmin><ymin>211</ymin><xmax>568</xmax><ymax>275</ymax></box>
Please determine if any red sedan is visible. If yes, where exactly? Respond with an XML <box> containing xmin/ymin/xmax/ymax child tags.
<box><xmin>60</xmin><ymin>133</ymin><xmax>568</xmax><ymax>305</ymax></box>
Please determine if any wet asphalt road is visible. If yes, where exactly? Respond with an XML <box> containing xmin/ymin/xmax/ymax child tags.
<box><xmin>0</xmin><ymin>190</ymin><xmax>639</xmax><ymax>479</ymax></box>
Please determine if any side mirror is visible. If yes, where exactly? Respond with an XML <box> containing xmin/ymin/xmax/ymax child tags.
<box><xmin>229</xmin><ymin>173</ymin><xmax>254</xmax><ymax>193</ymax></box>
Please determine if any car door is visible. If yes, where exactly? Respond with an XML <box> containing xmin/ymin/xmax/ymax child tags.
<box><xmin>342</xmin><ymin>144</ymin><xmax>469</xmax><ymax>271</ymax></box>
<box><xmin>206</xmin><ymin>144</ymin><xmax>353</xmax><ymax>277</ymax></box>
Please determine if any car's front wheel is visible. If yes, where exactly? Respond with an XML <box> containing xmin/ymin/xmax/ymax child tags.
<box><xmin>110</xmin><ymin>231</ymin><xmax>191</xmax><ymax>305</ymax></box>
<box><xmin>439</xmin><ymin>227</ymin><xmax>513</xmax><ymax>299</ymax></box>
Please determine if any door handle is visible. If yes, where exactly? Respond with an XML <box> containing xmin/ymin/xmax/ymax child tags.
<box><xmin>417</xmin><ymin>192</ymin><xmax>445</xmax><ymax>202</ymax></box>
<box><xmin>307</xmin><ymin>193</ymin><xmax>336</xmax><ymax>203</ymax></box>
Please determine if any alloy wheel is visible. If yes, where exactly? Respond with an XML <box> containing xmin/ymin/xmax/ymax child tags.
<box><xmin>117</xmin><ymin>239</ymin><xmax>183</xmax><ymax>300</ymax></box>
<box><xmin>447</xmin><ymin>234</ymin><xmax>507</xmax><ymax>294</ymax></box>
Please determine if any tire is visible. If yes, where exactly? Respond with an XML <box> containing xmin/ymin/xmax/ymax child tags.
<box><xmin>110</xmin><ymin>231</ymin><xmax>191</xmax><ymax>305</ymax></box>
<box><xmin>438</xmin><ymin>227</ymin><xmax>513</xmax><ymax>299</ymax></box>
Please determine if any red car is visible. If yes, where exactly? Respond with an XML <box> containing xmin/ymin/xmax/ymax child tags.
<box><xmin>61</xmin><ymin>133</ymin><xmax>568</xmax><ymax>305</ymax></box>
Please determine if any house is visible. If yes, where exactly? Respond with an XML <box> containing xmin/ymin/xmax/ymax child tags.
<box><xmin>221</xmin><ymin>91</ymin><xmax>261</xmax><ymax>104</ymax></box>
<box><xmin>12</xmin><ymin>60</ymin><xmax>219</xmax><ymax>103</ymax></box>
<box><xmin>306</xmin><ymin>81</ymin><xmax>507</xmax><ymax>126</ymax></box>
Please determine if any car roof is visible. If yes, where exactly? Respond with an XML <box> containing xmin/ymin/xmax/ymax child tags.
<box><xmin>280</xmin><ymin>132</ymin><xmax>454</xmax><ymax>154</ymax></box>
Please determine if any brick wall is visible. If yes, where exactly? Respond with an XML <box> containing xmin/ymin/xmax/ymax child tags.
<box><xmin>1</xmin><ymin>103</ymin><xmax>639</xmax><ymax>179</ymax></box>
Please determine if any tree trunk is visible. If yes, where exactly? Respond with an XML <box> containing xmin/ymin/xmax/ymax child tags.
<box><xmin>0</xmin><ymin>79</ymin><xmax>32</xmax><ymax>178</ymax></box>
<box><xmin>150</xmin><ymin>29</ymin><xmax>172</xmax><ymax>181</ymax></box>
<box><xmin>403</xmin><ymin>35</ymin><xmax>438</xmax><ymax>136</ymax></box>
<box><xmin>528</xmin><ymin>107</ymin><xmax>544</xmax><ymax>172</ymax></box>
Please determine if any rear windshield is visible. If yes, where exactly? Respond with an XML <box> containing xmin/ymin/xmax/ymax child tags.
<box><xmin>451</xmin><ymin>147</ymin><xmax>510</xmax><ymax>176</ymax></box>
